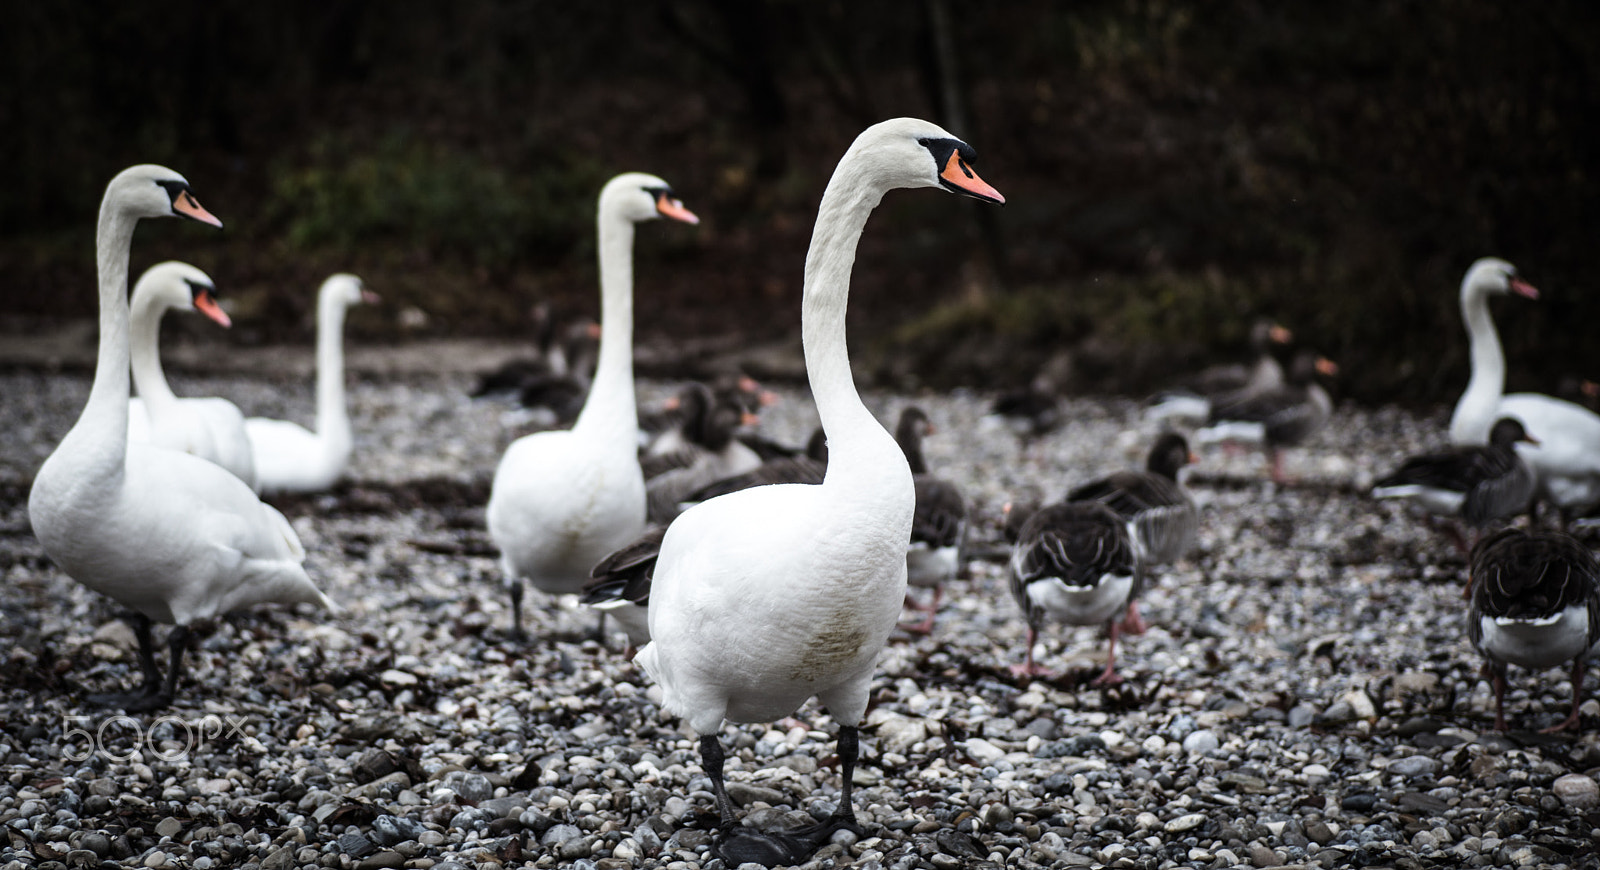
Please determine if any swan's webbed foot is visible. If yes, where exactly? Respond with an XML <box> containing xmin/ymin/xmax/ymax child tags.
<box><xmin>713</xmin><ymin>813</ymin><xmax>865</xmax><ymax>868</ymax></box>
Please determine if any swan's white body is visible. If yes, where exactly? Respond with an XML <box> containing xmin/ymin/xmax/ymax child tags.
<box><xmin>1449</xmin><ymin>257</ymin><xmax>1600</xmax><ymax>513</ymax></box>
<box><xmin>125</xmin><ymin>262</ymin><xmax>258</xmax><ymax>491</ymax></box>
<box><xmin>636</xmin><ymin>119</ymin><xmax>1004</xmax><ymax>736</ymax></box>
<box><xmin>487</xmin><ymin>174</ymin><xmax>695</xmax><ymax>598</ymax></box>
<box><xmin>244</xmin><ymin>274</ymin><xmax>374</xmax><ymax>493</ymax></box>
<box><xmin>28</xmin><ymin>165</ymin><xmax>332</xmax><ymax>630</ymax></box>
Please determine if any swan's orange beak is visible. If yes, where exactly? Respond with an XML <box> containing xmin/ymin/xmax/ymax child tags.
<box><xmin>655</xmin><ymin>192</ymin><xmax>699</xmax><ymax>225</ymax></box>
<box><xmin>1315</xmin><ymin>357</ymin><xmax>1339</xmax><ymax>377</ymax></box>
<box><xmin>172</xmin><ymin>189</ymin><xmax>223</xmax><ymax>228</ymax></box>
<box><xmin>940</xmin><ymin>150</ymin><xmax>1005</xmax><ymax>204</ymax></box>
<box><xmin>1510</xmin><ymin>277</ymin><xmax>1539</xmax><ymax>300</ymax></box>
<box><xmin>1269</xmin><ymin>324</ymin><xmax>1293</xmax><ymax>344</ymax></box>
<box><xmin>361</xmin><ymin>290</ymin><xmax>382</xmax><ymax>305</ymax></box>
<box><xmin>193</xmin><ymin>290</ymin><xmax>231</xmax><ymax>328</ymax></box>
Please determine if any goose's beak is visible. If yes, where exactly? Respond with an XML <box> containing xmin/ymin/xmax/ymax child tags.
<box><xmin>939</xmin><ymin>151</ymin><xmax>1005</xmax><ymax>204</ymax></box>
<box><xmin>1510</xmin><ymin>277</ymin><xmax>1539</xmax><ymax>300</ymax></box>
<box><xmin>172</xmin><ymin>189</ymin><xmax>223</xmax><ymax>228</ymax></box>
<box><xmin>1269</xmin><ymin>324</ymin><xmax>1293</xmax><ymax>344</ymax></box>
<box><xmin>655</xmin><ymin>192</ymin><xmax>699</xmax><ymax>225</ymax></box>
<box><xmin>1315</xmin><ymin>357</ymin><xmax>1340</xmax><ymax>377</ymax></box>
<box><xmin>740</xmin><ymin>412</ymin><xmax>760</xmax><ymax>427</ymax></box>
<box><xmin>193</xmin><ymin>290</ymin><xmax>231</xmax><ymax>328</ymax></box>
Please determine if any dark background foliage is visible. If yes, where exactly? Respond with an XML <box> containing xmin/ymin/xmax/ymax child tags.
<box><xmin>3</xmin><ymin>1</ymin><xmax>1597</xmax><ymax>404</ymax></box>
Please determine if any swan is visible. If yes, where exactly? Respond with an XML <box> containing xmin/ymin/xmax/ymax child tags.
<box><xmin>125</xmin><ymin>261</ymin><xmax>259</xmax><ymax>490</ymax></box>
<box><xmin>1449</xmin><ymin>257</ymin><xmax>1600</xmax><ymax>523</ymax></box>
<box><xmin>27</xmin><ymin>164</ymin><xmax>334</xmax><ymax>712</ymax></box>
<box><xmin>486</xmin><ymin>173</ymin><xmax>699</xmax><ymax>637</ymax></box>
<box><xmin>243</xmin><ymin>274</ymin><xmax>378</xmax><ymax>494</ymax></box>
<box><xmin>896</xmin><ymin>407</ymin><xmax>968</xmax><ymax>635</ymax></box>
<box><xmin>634</xmin><ymin>118</ymin><xmax>1003</xmax><ymax>867</ymax></box>
<box><xmin>1467</xmin><ymin>527</ymin><xmax>1600</xmax><ymax>731</ymax></box>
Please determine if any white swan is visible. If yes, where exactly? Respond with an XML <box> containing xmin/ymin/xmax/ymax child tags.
<box><xmin>126</xmin><ymin>261</ymin><xmax>259</xmax><ymax>490</ymax></box>
<box><xmin>244</xmin><ymin>274</ymin><xmax>377</xmax><ymax>493</ymax></box>
<box><xmin>486</xmin><ymin>173</ymin><xmax>699</xmax><ymax>636</ymax></box>
<box><xmin>27</xmin><ymin>164</ymin><xmax>334</xmax><ymax>712</ymax></box>
<box><xmin>634</xmin><ymin>119</ymin><xmax>1004</xmax><ymax>867</ymax></box>
<box><xmin>1449</xmin><ymin>257</ymin><xmax>1600</xmax><ymax>521</ymax></box>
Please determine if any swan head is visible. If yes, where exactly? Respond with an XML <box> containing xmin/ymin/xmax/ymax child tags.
<box><xmin>599</xmin><ymin>173</ymin><xmax>699</xmax><ymax>226</ymax></box>
<box><xmin>105</xmin><ymin>164</ymin><xmax>223</xmax><ymax>228</ymax></box>
<box><xmin>847</xmin><ymin>118</ymin><xmax>1005</xmax><ymax>204</ymax></box>
<box><xmin>318</xmin><ymin>273</ymin><xmax>379</xmax><ymax>309</ymax></box>
<box><xmin>1462</xmin><ymin>257</ymin><xmax>1539</xmax><ymax>303</ymax></box>
<box><xmin>133</xmin><ymin>261</ymin><xmax>230</xmax><ymax>327</ymax></box>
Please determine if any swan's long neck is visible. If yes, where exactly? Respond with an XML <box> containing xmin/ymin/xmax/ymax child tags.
<box><xmin>314</xmin><ymin>293</ymin><xmax>351</xmax><ymax>453</ymax></box>
<box><xmin>803</xmin><ymin>165</ymin><xmax>904</xmax><ymax>484</ymax></box>
<box><xmin>573</xmin><ymin>209</ymin><xmax>638</xmax><ymax>440</ymax></box>
<box><xmin>1452</xmin><ymin>282</ymin><xmax>1504</xmax><ymax>443</ymax></box>
<box><xmin>69</xmin><ymin>199</ymin><xmax>140</xmax><ymax>477</ymax></box>
<box><xmin>128</xmin><ymin>292</ymin><xmax>178</xmax><ymax>412</ymax></box>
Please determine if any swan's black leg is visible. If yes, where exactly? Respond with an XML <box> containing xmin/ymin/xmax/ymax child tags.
<box><xmin>117</xmin><ymin>626</ymin><xmax>190</xmax><ymax>713</ymax></box>
<box><xmin>130</xmin><ymin>614</ymin><xmax>162</xmax><ymax>695</ymax></box>
<box><xmin>701</xmin><ymin>733</ymin><xmax>739</xmax><ymax>827</ymax></box>
<box><xmin>86</xmin><ymin>619</ymin><xmax>187</xmax><ymax>711</ymax></box>
<box><xmin>711</xmin><ymin>725</ymin><xmax>865</xmax><ymax>868</ymax></box>
<box><xmin>508</xmin><ymin>579</ymin><xmax>525</xmax><ymax>640</ymax></box>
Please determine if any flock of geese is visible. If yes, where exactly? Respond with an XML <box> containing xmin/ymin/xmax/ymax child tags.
<box><xmin>20</xmin><ymin>117</ymin><xmax>1600</xmax><ymax>865</ymax></box>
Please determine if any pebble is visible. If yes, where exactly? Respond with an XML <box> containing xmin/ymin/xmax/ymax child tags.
<box><xmin>1553</xmin><ymin>773</ymin><xmax>1600</xmax><ymax>809</ymax></box>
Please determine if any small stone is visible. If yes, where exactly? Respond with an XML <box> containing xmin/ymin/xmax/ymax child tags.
<box><xmin>1388</xmin><ymin>756</ymin><xmax>1440</xmax><ymax>778</ymax></box>
<box><xmin>964</xmin><ymin>738</ymin><xmax>1005</xmax><ymax>764</ymax></box>
<box><xmin>1182</xmin><ymin>730</ymin><xmax>1220</xmax><ymax>755</ymax></box>
<box><xmin>143</xmin><ymin>852</ymin><xmax>170</xmax><ymax>869</ymax></box>
<box><xmin>441</xmin><ymin>771</ymin><xmax>493</xmax><ymax>804</ymax></box>
<box><xmin>1341</xmin><ymin>793</ymin><xmax>1378</xmax><ymax>813</ymax></box>
<box><xmin>1553</xmin><ymin>773</ymin><xmax>1600</xmax><ymax>809</ymax></box>
<box><xmin>260</xmin><ymin>847</ymin><xmax>296</xmax><ymax>870</ymax></box>
<box><xmin>353</xmin><ymin>749</ymin><xmax>402</xmax><ymax>785</ymax></box>
<box><xmin>1248</xmin><ymin>844</ymin><xmax>1281</xmax><ymax>867</ymax></box>
<box><xmin>356</xmin><ymin>851</ymin><xmax>406</xmax><ymax>870</ymax></box>
<box><xmin>1304</xmin><ymin>820</ymin><xmax>1335</xmax><ymax>845</ymax></box>
<box><xmin>1165</xmin><ymin>813</ymin><xmax>1206</xmax><ymax>833</ymax></box>
<box><xmin>541</xmin><ymin>824</ymin><xmax>582</xmax><ymax>847</ymax></box>
<box><xmin>379</xmin><ymin>669</ymin><xmax>418</xmax><ymax>686</ymax></box>
<box><xmin>725</xmin><ymin>782</ymin><xmax>785</xmax><ymax>807</ymax></box>
<box><xmin>338</xmin><ymin>832</ymin><xmax>378</xmax><ymax>858</ymax></box>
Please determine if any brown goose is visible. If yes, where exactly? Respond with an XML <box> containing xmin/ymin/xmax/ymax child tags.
<box><xmin>1068</xmin><ymin>432</ymin><xmax>1198</xmax><ymax>566</ymax></box>
<box><xmin>895</xmin><ymin>407</ymin><xmax>968</xmax><ymax>634</ymax></box>
<box><xmin>641</xmin><ymin>382</ymin><xmax>763</xmax><ymax>523</ymax></box>
<box><xmin>1197</xmin><ymin>351</ymin><xmax>1337</xmax><ymax>483</ymax></box>
<box><xmin>1147</xmin><ymin>319</ymin><xmax>1294</xmax><ymax>425</ymax></box>
<box><xmin>1467</xmin><ymin>527</ymin><xmax>1600</xmax><ymax>732</ymax></box>
<box><xmin>1372</xmin><ymin>417</ymin><xmax>1537</xmax><ymax>546</ymax></box>
<box><xmin>1007</xmin><ymin>500</ymin><xmax>1143</xmax><ymax>684</ymax></box>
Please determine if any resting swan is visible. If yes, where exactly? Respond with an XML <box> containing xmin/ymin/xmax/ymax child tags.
<box><xmin>244</xmin><ymin>274</ymin><xmax>378</xmax><ymax>493</ymax></box>
<box><xmin>634</xmin><ymin>119</ymin><xmax>1003</xmax><ymax>867</ymax></box>
<box><xmin>486</xmin><ymin>173</ymin><xmax>699</xmax><ymax>637</ymax></box>
<box><xmin>1449</xmin><ymin>257</ymin><xmax>1600</xmax><ymax>523</ymax></box>
<box><xmin>27</xmin><ymin>164</ymin><xmax>334</xmax><ymax>712</ymax></box>
<box><xmin>126</xmin><ymin>261</ymin><xmax>259</xmax><ymax>490</ymax></box>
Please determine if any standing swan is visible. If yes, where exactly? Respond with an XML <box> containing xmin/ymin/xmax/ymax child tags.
<box><xmin>244</xmin><ymin>274</ymin><xmax>378</xmax><ymax>493</ymax></box>
<box><xmin>1449</xmin><ymin>257</ymin><xmax>1600</xmax><ymax>523</ymax></box>
<box><xmin>28</xmin><ymin>165</ymin><xmax>334</xmax><ymax>711</ymax></box>
<box><xmin>635</xmin><ymin>119</ymin><xmax>1003</xmax><ymax>867</ymax></box>
<box><xmin>126</xmin><ymin>261</ymin><xmax>259</xmax><ymax>490</ymax></box>
<box><xmin>486</xmin><ymin>173</ymin><xmax>699</xmax><ymax>637</ymax></box>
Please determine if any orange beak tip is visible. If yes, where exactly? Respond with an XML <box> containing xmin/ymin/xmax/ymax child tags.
<box><xmin>361</xmin><ymin>290</ymin><xmax>382</xmax><ymax>305</ymax></box>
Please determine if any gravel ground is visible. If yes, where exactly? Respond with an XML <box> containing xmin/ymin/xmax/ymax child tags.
<box><xmin>4</xmin><ymin>362</ymin><xmax>1600</xmax><ymax>870</ymax></box>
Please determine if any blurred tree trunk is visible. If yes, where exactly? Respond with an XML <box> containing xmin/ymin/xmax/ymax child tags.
<box><xmin>918</xmin><ymin>0</ymin><xmax>1006</xmax><ymax>304</ymax></box>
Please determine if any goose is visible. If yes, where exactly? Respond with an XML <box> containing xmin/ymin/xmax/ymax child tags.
<box><xmin>1007</xmin><ymin>500</ymin><xmax>1143</xmax><ymax>684</ymax></box>
<box><xmin>243</xmin><ymin>274</ymin><xmax>378</xmax><ymax>493</ymax></box>
<box><xmin>640</xmin><ymin>372</ymin><xmax>773</xmax><ymax>457</ymax></box>
<box><xmin>895</xmin><ymin>406</ymin><xmax>968</xmax><ymax>635</ymax></box>
<box><xmin>471</xmin><ymin>303</ymin><xmax>573</xmax><ymax>398</ymax></box>
<box><xmin>1449</xmin><ymin>257</ymin><xmax>1600</xmax><ymax>524</ymax></box>
<box><xmin>1196</xmin><ymin>351</ymin><xmax>1337</xmax><ymax>483</ymax></box>
<box><xmin>634</xmin><ymin>119</ymin><xmax>1002</xmax><ymax>867</ymax></box>
<box><xmin>125</xmin><ymin>262</ymin><xmax>259</xmax><ymax>490</ymax></box>
<box><xmin>1146</xmin><ymin>319</ymin><xmax>1293</xmax><ymax>425</ymax></box>
<box><xmin>487</xmin><ymin>173</ymin><xmax>699</xmax><ymax>638</ymax></box>
<box><xmin>641</xmin><ymin>382</ymin><xmax>763</xmax><ymax>524</ymax></box>
<box><xmin>514</xmin><ymin>318</ymin><xmax>601</xmax><ymax>426</ymax></box>
<box><xmin>1068</xmin><ymin>432</ymin><xmax>1199</xmax><ymax>567</ymax></box>
<box><xmin>27</xmin><ymin>164</ymin><xmax>334</xmax><ymax>712</ymax></box>
<box><xmin>684</xmin><ymin>427</ymin><xmax>829</xmax><ymax>502</ymax></box>
<box><xmin>1373</xmin><ymin>417</ymin><xmax>1537</xmax><ymax>547</ymax></box>
<box><xmin>1467</xmin><ymin>527</ymin><xmax>1600</xmax><ymax>731</ymax></box>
